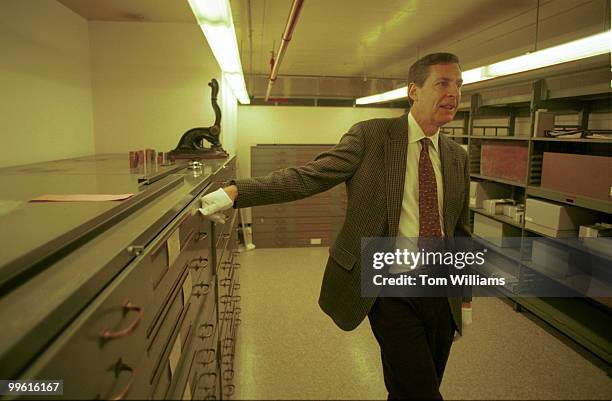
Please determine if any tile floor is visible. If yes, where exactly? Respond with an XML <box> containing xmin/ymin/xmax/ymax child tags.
<box><xmin>232</xmin><ymin>247</ymin><xmax>611</xmax><ymax>400</ymax></box>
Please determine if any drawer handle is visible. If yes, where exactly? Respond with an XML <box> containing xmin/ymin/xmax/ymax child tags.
<box><xmin>110</xmin><ymin>358</ymin><xmax>135</xmax><ymax>401</ymax></box>
<box><xmin>220</xmin><ymin>278</ymin><xmax>231</xmax><ymax>287</ymax></box>
<box><xmin>100</xmin><ymin>302</ymin><xmax>143</xmax><ymax>340</ymax></box>
<box><xmin>190</xmin><ymin>257</ymin><xmax>209</xmax><ymax>270</ymax></box>
<box><xmin>223</xmin><ymin>369</ymin><xmax>234</xmax><ymax>381</ymax></box>
<box><xmin>193</xmin><ymin>283</ymin><xmax>211</xmax><ymax>297</ymax></box>
<box><xmin>195</xmin><ymin>231</ymin><xmax>209</xmax><ymax>241</ymax></box>
<box><xmin>222</xmin><ymin>233</ymin><xmax>231</xmax><ymax>239</ymax></box>
<box><xmin>222</xmin><ymin>355</ymin><xmax>234</xmax><ymax>367</ymax></box>
<box><xmin>197</xmin><ymin>372</ymin><xmax>217</xmax><ymax>390</ymax></box>
<box><xmin>196</xmin><ymin>348</ymin><xmax>216</xmax><ymax>365</ymax></box>
<box><xmin>198</xmin><ymin>323</ymin><xmax>215</xmax><ymax>339</ymax></box>
<box><xmin>222</xmin><ymin>337</ymin><xmax>234</xmax><ymax>348</ymax></box>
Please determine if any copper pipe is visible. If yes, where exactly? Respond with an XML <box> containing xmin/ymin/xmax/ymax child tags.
<box><xmin>264</xmin><ymin>0</ymin><xmax>305</xmax><ymax>101</ymax></box>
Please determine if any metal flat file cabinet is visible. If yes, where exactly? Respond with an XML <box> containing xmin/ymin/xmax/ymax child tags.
<box><xmin>0</xmin><ymin>154</ymin><xmax>241</xmax><ymax>400</ymax></box>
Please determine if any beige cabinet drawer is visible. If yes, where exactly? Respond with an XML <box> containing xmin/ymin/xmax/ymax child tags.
<box><xmin>24</xmin><ymin>251</ymin><xmax>155</xmax><ymax>399</ymax></box>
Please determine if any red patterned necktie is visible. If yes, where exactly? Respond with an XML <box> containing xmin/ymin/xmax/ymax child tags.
<box><xmin>419</xmin><ymin>138</ymin><xmax>442</xmax><ymax>238</ymax></box>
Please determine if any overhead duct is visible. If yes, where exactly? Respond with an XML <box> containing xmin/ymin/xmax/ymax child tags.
<box><xmin>264</xmin><ymin>0</ymin><xmax>304</xmax><ymax>102</ymax></box>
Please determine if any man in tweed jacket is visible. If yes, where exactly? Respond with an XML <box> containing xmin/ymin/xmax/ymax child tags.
<box><xmin>202</xmin><ymin>53</ymin><xmax>470</xmax><ymax>400</ymax></box>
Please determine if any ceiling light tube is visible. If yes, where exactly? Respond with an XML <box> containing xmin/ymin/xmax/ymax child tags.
<box><xmin>188</xmin><ymin>0</ymin><xmax>250</xmax><ymax>104</ymax></box>
<box><xmin>356</xmin><ymin>31</ymin><xmax>611</xmax><ymax>105</ymax></box>
<box><xmin>355</xmin><ymin>87</ymin><xmax>407</xmax><ymax>105</ymax></box>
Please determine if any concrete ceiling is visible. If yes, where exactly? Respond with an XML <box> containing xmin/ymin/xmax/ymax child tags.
<box><xmin>57</xmin><ymin>0</ymin><xmax>195</xmax><ymax>23</ymax></box>
<box><xmin>57</xmin><ymin>0</ymin><xmax>610</xmax><ymax>97</ymax></box>
<box><xmin>234</xmin><ymin>0</ymin><xmax>610</xmax><ymax>79</ymax></box>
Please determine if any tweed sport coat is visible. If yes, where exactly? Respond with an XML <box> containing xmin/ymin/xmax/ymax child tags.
<box><xmin>233</xmin><ymin>113</ymin><xmax>471</xmax><ymax>331</ymax></box>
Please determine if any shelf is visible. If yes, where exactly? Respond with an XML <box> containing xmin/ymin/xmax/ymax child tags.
<box><xmin>520</xmin><ymin>260</ymin><xmax>612</xmax><ymax>298</ymax></box>
<box><xmin>470</xmin><ymin>173</ymin><xmax>527</xmax><ymax>188</ymax></box>
<box><xmin>443</xmin><ymin>134</ymin><xmax>468</xmax><ymax>138</ymax></box>
<box><xmin>470</xmin><ymin>135</ymin><xmax>530</xmax><ymax>141</ymax></box>
<box><xmin>471</xmin><ymin>207</ymin><xmax>524</xmax><ymax>229</ymax></box>
<box><xmin>531</xmin><ymin>137</ymin><xmax>612</xmax><ymax>144</ymax></box>
<box><xmin>472</xmin><ymin>235</ymin><xmax>523</xmax><ymax>263</ymax></box>
<box><xmin>522</xmin><ymin>227</ymin><xmax>612</xmax><ymax>263</ymax></box>
<box><xmin>512</xmin><ymin>297</ymin><xmax>612</xmax><ymax>364</ymax></box>
<box><xmin>475</xmin><ymin>255</ymin><xmax>519</xmax><ymax>287</ymax></box>
<box><xmin>526</xmin><ymin>186</ymin><xmax>612</xmax><ymax>214</ymax></box>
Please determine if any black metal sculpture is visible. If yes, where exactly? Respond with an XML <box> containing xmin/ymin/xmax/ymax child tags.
<box><xmin>169</xmin><ymin>78</ymin><xmax>228</xmax><ymax>159</ymax></box>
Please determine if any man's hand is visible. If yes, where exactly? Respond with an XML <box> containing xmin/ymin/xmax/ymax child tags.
<box><xmin>198</xmin><ymin>187</ymin><xmax>237</xmax><ymax>221</ymax></box>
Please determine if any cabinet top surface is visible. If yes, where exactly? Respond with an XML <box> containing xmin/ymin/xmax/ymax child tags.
<box><xmin>0</xmin><ymin>154</ymin><xmax>233</xmax><ymax>284</ymax></box>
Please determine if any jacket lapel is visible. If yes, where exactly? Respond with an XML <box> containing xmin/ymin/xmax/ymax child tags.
<box><xmin>384</xmin><ymin>115</ymin><xmax>408</xmax><ymax>237</ymax></box>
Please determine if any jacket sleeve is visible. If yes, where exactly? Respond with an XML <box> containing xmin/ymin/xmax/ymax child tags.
<box><xmin>233</xmin><ymin>122</ymin><xmax>365</xmax><ymax>209</ymax></box>
<box><xmin>457</xmin><ymin>152</ymin><xmax>473</xmax><ymax>302</ymax></box>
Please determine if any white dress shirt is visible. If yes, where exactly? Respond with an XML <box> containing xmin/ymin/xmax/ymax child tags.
<box><xmin>390</xmin><ymin>112</ymin><xmax>445</xmax><ymax>274</ymax></box>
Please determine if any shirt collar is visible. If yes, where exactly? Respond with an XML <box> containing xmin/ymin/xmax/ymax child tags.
<box><xmin>408</xmin><ymin>111</ymin><xmax>440</xmax><ymax>152</ymax></box>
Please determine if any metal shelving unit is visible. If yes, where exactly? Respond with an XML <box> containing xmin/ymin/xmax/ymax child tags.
<box><xmin>469</xmin><ymin>173</ymin><xmax>527</xmax><ymax>188</ymax></box>
<box><xmin>446</xmin><ymin>56</ymin><xmax>612</xmax><ymax>367</ymax></box>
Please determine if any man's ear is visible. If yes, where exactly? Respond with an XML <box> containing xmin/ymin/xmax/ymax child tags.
<box><xmin>408</xmin><ymin>82</ymin><xmax>418</xmax><ymax>104</ymax></box>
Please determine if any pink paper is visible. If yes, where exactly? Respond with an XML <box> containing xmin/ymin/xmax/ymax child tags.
<box><xmin>30</xmin><ymin>194</ymin><xmax>134</xmax><ymax>202</ymax></box>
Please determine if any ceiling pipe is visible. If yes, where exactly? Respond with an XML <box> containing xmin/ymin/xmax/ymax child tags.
<box><xmin>264</xmin><ymin>0</ymin><xmax>304</xmax><ymax>102</ymax></box>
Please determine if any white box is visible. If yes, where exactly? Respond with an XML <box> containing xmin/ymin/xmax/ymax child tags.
<box><xmin>483</xmin><ymin>198</ymin><xmax>514</xmax><ymax>215</ymax></box>
<box><xmin>514</xmin><ymin>211</ymin><xmax>524</xmax><ymax>224</ymax></box>
<box><xmin>469</xmin><ymin>181</ymin><xmax>511</xmax><ymax>209</ymax></box>
<box><xmin>579</xmin><ymin>223</ymin><xmax>612</xmax><ymax>238</ymax></box>
<box><xmin>524</xmin><ymin>198</ymin><xmax>595</xmax><ymax>238</ymax></box>
<box><xmin>474</xmin><ymin>214</ymin><xmax>522</xmax><ymax>248</ymax></box>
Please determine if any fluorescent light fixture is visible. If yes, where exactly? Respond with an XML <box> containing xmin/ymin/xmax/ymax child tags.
<box><xmin>188</xmin><ymin>0</ymin><xmax>250</xmax><ymax>104</ymax></box>
<box><xmin>355</xmin><ymin>87</ymin><xmax>407</xmax><ymax>105</ymax></box>
<box><xmin>356</xmin><ymin>31</ymin><xmax>611</xmax><ymax>104</ymax></box>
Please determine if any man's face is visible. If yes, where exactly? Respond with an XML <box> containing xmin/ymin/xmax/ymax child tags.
<box><xmin>409</xmin><ymin>63</ymin><xmax>463</xmax><ymax>128</ymax></box>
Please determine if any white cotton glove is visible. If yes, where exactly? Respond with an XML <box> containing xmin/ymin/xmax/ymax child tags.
<box><xmin>198</xmin><ymin>188</ymin><xmax>234</xmax><ymax>223</ymax></box>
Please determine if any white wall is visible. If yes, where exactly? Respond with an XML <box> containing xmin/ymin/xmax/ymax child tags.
<box><xmin>0</xmin><ymin>0</ymin><xmax>95</xmax><ymax>168</ymax></box>
<box><xmin>89</xmin><ymin>21</ymin><xmax>237</xmax><ymax>155</ymax></box>
<box><xmin>221</xmin><ymin>73</ymin><xmax>238</xmax><ymax>155</ymax></box>
<box><xmin>236</xmin><ymin>106</ymin><xmax>403</xmax><ymax>178</ymax></box>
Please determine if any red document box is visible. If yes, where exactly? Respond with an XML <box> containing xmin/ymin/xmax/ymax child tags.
<box><xmin>541</xmin><ymin>152</ymin><xmax>612</xmax><ymax>201</ymax></box>
<box><xmin>480</xmin><ymin>141</ymin><xmax>528</xmax><ymax>182</ymax></box>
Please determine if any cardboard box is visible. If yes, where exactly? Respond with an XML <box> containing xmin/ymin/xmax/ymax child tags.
<box><xmin>525</xmin><ymin>198</ymin><xmax>595</xmax><ymax>238</ymax></box>
<box><xmin>481</xmin><ymin>142</ymin><xmax>528</xmax><ymax>182</ymax></box>
<box><xmin>474</xmin><ymin>213</ymin><xmax>522</xmax><ymax>248</ymax></box>
<box><xmin>541</xmin><ymin>152</ymin><xmax>612</xmax><ymax>201</ymax></box>
<box><xmin>469</xmin><ymin>181</ymin><xmax>512</xmax><ymax>208</ymax></box>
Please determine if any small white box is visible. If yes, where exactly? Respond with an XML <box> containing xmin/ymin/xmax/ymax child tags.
<box><xmin>513</xmin><ymin>211</ymin><xmax>524</xmax><ymax>224</ymax></box>
<box><xmin>579</xmin><ymin>223</ymin><xmax>612</xmax><ymax>238</ymax></box>
<box><xmin>483</xmin><ymin>198</ymin><xmax>514</xmax><ymax>215</ymax></box>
